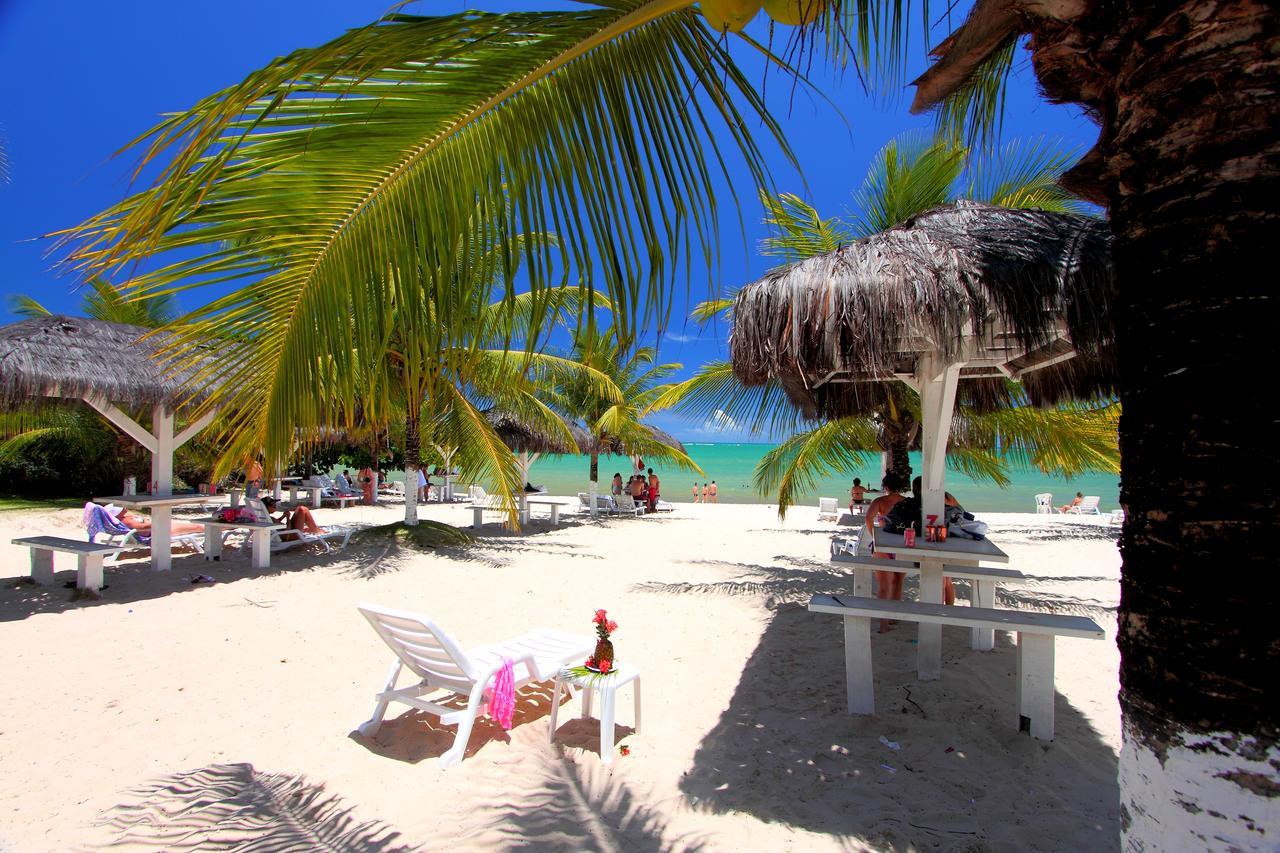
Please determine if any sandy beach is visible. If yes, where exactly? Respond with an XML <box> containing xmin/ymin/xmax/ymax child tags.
<box><xmin>0</xmin><ymin>499</ymin><xmax>1121</xmax><ymax>851</ymax></box>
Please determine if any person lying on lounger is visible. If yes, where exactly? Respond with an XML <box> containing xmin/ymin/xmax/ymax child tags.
<box><xmin>1058</xmin><ymin>492</ymin><xmax>1084</xmax><ymax>513</ymax></box>
<box><xmin>261</xmin><ymin>498</ymin><xmax>325</xmax><ymax>539</ymax></box>
<box><xmin>111</xmin><ymin>506</ymin><xmax>204</xmax><ymax>537</ymax></box>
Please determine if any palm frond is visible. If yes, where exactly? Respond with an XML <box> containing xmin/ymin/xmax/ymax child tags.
<box><xmin>850</xmin><ymin>130</ymin><xmax>966</xmax><ymax>235</ymax></box>
<box><xmin>6</xmin><ymin>294</ymin><xmax>51</xmax><ymax>318</ymax></box>
<box><xmin>651</xmin><ymin>359</ymin><xmax>806</xmax><ymax>436</ymax></box>
<box><xmin>759</xmin><ymin>190</ymin><xmax>854</xmax><ymax>261</ymax></box>
<box><xmin>932</xmin><ymin>40</ymin><xmax>1016</xmax><ymax>152</ymax></box>
<box><xmin>752</xmin><ymin>417</ymin><xmax>881</xmax><ymax>516</ymax></box>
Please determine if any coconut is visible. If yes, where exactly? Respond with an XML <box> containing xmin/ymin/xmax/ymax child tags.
<box><xmin>700</xmin><ymin>0</ymin><xmax>762</xmax><ymax>33</ymax></box>
<box><xmin>762</xmin><ymin>0</ymin><xmax>825</xmax><ymax>26</ymax></box>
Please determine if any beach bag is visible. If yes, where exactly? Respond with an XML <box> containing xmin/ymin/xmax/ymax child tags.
<box><xmin>949</xmin><ymin>516</ymin><xmax>988</xmax><ymax>540</ymax></box>
<box><xmin>883</xmin><ymin>497</ymin><xmax>921</xmax><ymax>534</ymax></box>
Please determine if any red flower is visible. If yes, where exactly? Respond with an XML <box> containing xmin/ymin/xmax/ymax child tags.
<box><xmin>606</xmin><ymin>621</ymin><xmax>618</xmax><ymax>633</ymax></box>
<box><xmin>585</xmin><ymin>657</ymin><xmax>596</xmax><ymax>668</ymax></box>
<box><xmin>593</xmin><ymin>609</ymin><xmax>607</xmax><ymax>623</ymax></box>
<box><xmin>619</xmin><ymin>745</ymin><xmax>630</xmax><ymax>756</ymax></box>
<box><xmin>598</xmin><ymin>660</ymin><xmax>611</xmax><ymax>673</ymax></box>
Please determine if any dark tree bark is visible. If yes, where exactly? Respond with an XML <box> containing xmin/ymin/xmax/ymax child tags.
<box><xmin>1020</xmin><ymin>0</ymin><xmax>1280</xmax><ymax>844</ymax></box>
<box><xmin>881</xmin><ymin>414</ymin><xmax>917</xmax><ymax>486</ymax></box>
<box><xmin>403</xmin><ymin>405</ymin><xmax>421</xmax><ymax>525</ymax></box>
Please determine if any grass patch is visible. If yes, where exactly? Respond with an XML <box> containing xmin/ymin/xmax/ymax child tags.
<box><xmin>352</xmin><ymin>520</ymin><xmax>476</xmax><ymax>550</ymax></box>
<box><xmin>0</xmin><ymin>495</ymin><xmax>86</xmax><ymax>513</ymax></box>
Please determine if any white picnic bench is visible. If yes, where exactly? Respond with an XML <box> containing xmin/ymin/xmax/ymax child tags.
<box><xmin>13</xmin><ymin>536</ymin><xmax>128</xmax><ymax>592</ymax></box>
<box><xmin>831</xmin><ymin>552</ymin><xmax>1027</xmax><ymax>651</ymax></box>
<box><xmin>808</xmin><ymin>593</ymin><xmax>1105</xmax><ymax>740</ymax></box>
<box><xmin>523</xmin><ymin>497</ymin><xmax>566</xmax><ymax>527</ymax></box>
<box><xmin>470</xmin><ymin>496</ymin><xmax>567</xmax><ymax>528</ymax></box>
<box><xmin>199</xmin><ymin>519</ymin><xmax>285</xmax><ymax>569</ymax></box>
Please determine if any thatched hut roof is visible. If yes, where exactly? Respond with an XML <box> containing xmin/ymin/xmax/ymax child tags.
<box><xmin>593</xmin><ymin>424</ymin><xmax>687</xmax><ymax>457</ymax></box>
<box><xmin>730</xmin><ymin>202</ymin><xmax>1115</xmax><ymax>419</ymax></box>
<box><xmin>0</xmin><ymin>314</ymin><xmax>219</xmax><ymax>409</ymax></box>
<box><xmin>484</xmin><ymin>409</ymin><xmax>588</xmax><ymax>455</ymax></box>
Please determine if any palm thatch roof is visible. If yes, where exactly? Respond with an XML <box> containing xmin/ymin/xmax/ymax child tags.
<box><xmin>730</xmin><ymin>202</ymin><xmax>1115</xmax><ymax>419</ymax></box>
<box><xmin>0</xmin><ymin>314</ymin><xmax>219</xmax><ymax>409</ymax></box>
<box><xmin>593</xmin><ymin>424</ymin><xmax>687</xmax><ymax>457</ymax></box>
<box><xmin>484</xmin><ymin>409</ymin><xmax>588</xmax><ymax>455</ymax></box>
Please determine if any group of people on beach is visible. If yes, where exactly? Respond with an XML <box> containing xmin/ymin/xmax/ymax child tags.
<box><xmin>691</xmin><ymin>481</ymin><xmax>717</xmax><ymax>503</ymax></box>
<box><xmin>610</xmin><ymin>458</ymin><xmax>662</xmax><ymax>512</ymax></box>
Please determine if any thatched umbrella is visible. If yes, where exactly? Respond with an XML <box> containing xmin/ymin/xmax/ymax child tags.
<box><xmin>593</xmin><ymin>425</ymin><xmax>688</xmax><ymax>459</ymax></box>
<box><xmin>483</xmin><ymin>409</ymin><xmax>586</xmax><ymax>521</ymax></box>
<box><xmin>731</xmin><ymin>201</ymin><xmax>1114</xmax><ymax>679</ymax></box>
<box><xmin>0</xmin><ymin>314</ymin><xmax>223</xmax><ymax>571</ymax></box>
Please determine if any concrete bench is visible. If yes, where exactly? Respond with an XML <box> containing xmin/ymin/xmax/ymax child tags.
<box><xmin>808</xmin><ymin>593</ymin><xmax>1105</xmax><ymax>740</ymax></box>
<box><xmin>831</xmin><ymin>553</ymin><xmax>1027</xmax><ymax>650</ymax></box>
<box><xmin>523</xmin><ymin>498</ymin><xmax>565</xmax><ymax>527</ymax></box>
<box><xmin>470</xmin><ymin>499</ymin><xmax>508</xmax><ymax>528</ymax></box>
<box><xmin>13</xmin><ymin>536</ymin><xmax>128</xmax><ymax>592</ymax></box>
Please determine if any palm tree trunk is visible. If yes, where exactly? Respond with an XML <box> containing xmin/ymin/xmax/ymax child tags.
<box><xmin>588</xmin><ymin>449</ymin><xmax>600</xmax><ymax>518</ymax></box>
<box><xmin>403</xmin><ymin>407</ymin><xmax>420</xmax><ymax>526</ymax></box>
<box><xmin>882</xmin><ymin>416</ymin><xmax>916</xmax><ymax>485</ymax></box>
<box><xmin>1026</xmin><ymin>2</ymin><xmax>1280</xmax><ymax>845</ymax></box>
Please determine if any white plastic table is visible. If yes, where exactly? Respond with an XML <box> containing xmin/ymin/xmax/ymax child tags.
<box><xmin>869</xmin><ymin>531</ymin><xmax>1009</xmax><ymax>679</ymax></box>
<box><xmin>548</xmin><ymin>662</ymin><xmax>641</xmax><ymax>765</ymax></box>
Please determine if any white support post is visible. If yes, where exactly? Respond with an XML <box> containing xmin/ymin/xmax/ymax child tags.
<box><xmin>77</xmin><ymin>554</ymin><xmax>105</xmax><ymax>592</ymax></box>
<box><xmin>842</xmin><ymin>615</ymin><xmax>875</xmax><ymax>714</ymax></box>
<box><xmin>151</xmin><ymin>405</ymin><xmax>174</xmax><ymax>495</ymax></box>
<box><xmin>150</xmin><ymin>506</ymin><xmax>173</xmax><ymax>572</ymax></box>
<box><xmin>916</xmin><ymin>353</ymin><xmax>962</xmax><ymax>528</ymax></box>
<box><xmin>972</xmin><ymin>580</ymin><xmax>996</xmax><ymax>650</ymax></box>
<box><xmin>1016</xmin><ymin>632</ymin><xmax>1056</xmax><ymax>740</ymax></box>
<box><xmin>917</xmin><ymin>557</ymin><xmax>945</xmax><ymax>681</ymax></box>
<box><xmin>83</xmin><ymin>396</ymin><xmax>157</xmax><ymax>453</ymax></box>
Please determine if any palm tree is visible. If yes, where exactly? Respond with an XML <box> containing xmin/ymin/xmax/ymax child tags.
<box><xmin>663</xmin><ymin>133</ymin><xmax>1113</xmax><ymax>510</ymax></box>
<box><xmin>53</xmin><ymin>3</ymin><xmax>1278</xmax><ymax>839</ymax></box>
<box><xmin>548</xmin><ymin>327</ymin><xmax>699</xmax><ymax>514</ymax></box>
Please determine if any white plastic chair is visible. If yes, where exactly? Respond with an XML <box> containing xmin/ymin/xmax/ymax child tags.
<box><xmin>615</xmin><ymin>494</ymin><xmax>645</xmax><ymax>517</ymax></box>
<box><xmin>1035</xmin><ymin>493</ymin><xmax>1053</xmax><ymax>514</ymax></box>
<box><xmin>1067</xmin><ymin>496</ymin><xmax>1102</xmax><ymax>515</ymax></box>
<box><xmin>1108</xmin><ymin>508</ymin><xmax>1125</xmax><ymax>526</ymax></box>
<box><xmin>818</xmin><ymin>497</ymin><xmax>839</xmax><ymax>522</ymax></box>
<box><xmin>246</xmin><ymin>499</ymin><xmax>355</xmax><ymax>553</ymax></box>
<box><xmin>355</xmin><ymin>602</ymin><xmax>594</xmax><ymax>767</ymax></box>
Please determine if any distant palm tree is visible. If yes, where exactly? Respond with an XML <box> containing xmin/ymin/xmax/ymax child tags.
<box><xmin>545</xmin><ymin>327</ymin><xmax>698</xmax><ymax>512</ymax></box>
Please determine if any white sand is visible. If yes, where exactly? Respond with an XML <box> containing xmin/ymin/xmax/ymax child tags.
<box><xmin>0</xmin><ymin>500</ymin><xmax>1121</xmax><ymax>850</ymax></box>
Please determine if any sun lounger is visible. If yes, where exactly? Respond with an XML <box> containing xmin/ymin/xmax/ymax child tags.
<box><xmin>84</xmin><ymin>502</ymin><xmax>206</xmax><ymax>563</ymax></box>
<box><xmin>817</xmin><ymin>497</ymin><xmax>839</xmax><ymax>522</ymax></box>
<box><xmin>615</xmin><ymin>494</ymin><xmax>646</xmax><ymax>517</ymax></box>
<box><xmin>1066</xmin><ymin>495</ymin><xmax>1101</xmax><ymax>515</ymax></box>
<box><xmin>355</xmin><ymin>602</ymin><xmax>594</xmax><ymax>767</ymax></box>
<box><xmin>245</xmin><ymin>499</ymin><xmax>355</xmax><ymax>553</ymax></box>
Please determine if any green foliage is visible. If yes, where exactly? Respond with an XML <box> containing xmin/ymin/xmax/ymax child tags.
<box><xmin>8</xmin><ymin>276</ymin><xmax>176</xmax><ymax>327</ymax></box>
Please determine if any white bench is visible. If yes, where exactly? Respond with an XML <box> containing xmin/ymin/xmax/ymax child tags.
<box><xmin>470</xmin><ymin>497</ymin><xmax>509</xmax><ymax>528</ymax></box>
<box><xmin>13</xmin><ymin>536</ymin><xmax>128</xmax><ymax>592</ymax></box>
<box><xmin>808</xmin><ymin>593</ymin><xmax>1105</xmax><ymax>740</ymax></box>
<box><xmin>831</xmin><ymin>553</ymin><xmax>1027</xmax><ymax>650</ymax></box>
<box><xmin>524</xmin><ymin>498</ymin><xmax>565</xmax><ymax>527</ymax></box>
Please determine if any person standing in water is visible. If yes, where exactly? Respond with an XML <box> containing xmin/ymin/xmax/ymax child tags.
<box><xmin>692</xmin><ymin>482</ymin><xmax>701</xmax><ymax>503</ymax></box>
<box><xmin>706</xmin><ymin>481</ymin><xmax>718</xmax><ymax>503</ymax></box>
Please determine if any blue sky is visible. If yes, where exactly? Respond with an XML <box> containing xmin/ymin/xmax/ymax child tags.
<box><xmin>0</xmin><ymin>0</ymin><xmax>1098</xmax><ymax>442</ymax></box>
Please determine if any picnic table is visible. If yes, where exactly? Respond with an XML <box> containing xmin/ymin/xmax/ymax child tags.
<box><xmin>522</xmin><ymin>497</ymin><xmax>568</xmax><ymax>527</ymax></box>
<box><xmin>868</xmin><ymin>530</ymin><xmax>1009</xmax><ymax>680</ymax></box>
<box><xmin>94</xmin><ymin>492</ymin><xmax>229</xmax><ymax>573</ymax></box>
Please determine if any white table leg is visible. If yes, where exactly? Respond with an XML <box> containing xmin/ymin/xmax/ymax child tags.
<box><xmin>230</xmin><ymin>489</ymin><xmax>243</xmax><ymax>508</ymax></box>
<box><xmin>598</xmin><ymin>685</ymin><xmax>617</xmax><ymax>765</ymax></box>
<box><xmin>151</xmin><ymin>506</ymin><xmax>173</xmax><ymax>572</ymax></box>
<box><xmin>632</xmin><ymin>677</ymin><xmax>641</xmax><ymax>734</ymax></box>
<box><xmin>843</xmin><ymin>615</ymin><xmax>875</xmax><ymax>714</ymax></box>
<box><xmin>852</xmin><ymin>566</ymin><xmax>873</xmax><ymax>597</ymax></box>
<box><xmin>472</xmin><ymin>507</ymin><xmax>483</xmax><ymax>528</ymax></box>
<box><xmin>972</xmin><ymin>579</ymin><xmax>996</xmax><ymax>650</ymax></box>
<box><xmin>311</xmin><ymin>488</ymin><xmax>321</xmax><ymax>509</ymax></box>
<box><xmin>204</xmin><ymin>524</ymin><xmax>223</xmax><ymax>561</ymax></box>
<box><xmin>581</xmin><ymin>685</ymin><xmax>593</xmax><ymax>720</ymax></box>
<box><xmin>78</xmin><ymin>554</ymin><xmax>105</xmax><ymax>591</ymax></box>
<box><xmin>917</xmin><ymin>557</ymin><xmax>943</xmax><ymax>680</ymax></box>
<box><xmin>1017</xmin><ymin>632</ymin><xmax>1056</xmax><ymax>740</ymax></box>
<box><xmin>29</xmin><ymin>549</ymin><xmax>54</xmax><ymax>585</ymax></box>
<box><xmin>250</xmin><ymin>529</ymin><xmax>271</xmax><ymax>569</ymax></box>
<box><xmin>272</xmin><ymin>479</ymin><xmax>283</xmax><ymax>500</ymax></box>
<box><xmin>550</xmin><ymin>505</ymin><xmax>560</xmax><ymax>526</ymax></box>
<box><xmin>548</xmin><ymin>678</ymin><xmax>564</xmax><ymax>743</ymax></box>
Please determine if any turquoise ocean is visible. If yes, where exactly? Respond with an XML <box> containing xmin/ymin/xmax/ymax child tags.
<box><xmin>522</xmin><ymin>442</ymin><xmax>1120</xmax><ymax>513</ymax></box>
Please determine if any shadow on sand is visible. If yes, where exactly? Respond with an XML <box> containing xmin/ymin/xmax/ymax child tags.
<box><xmin>675</xmin><ymin>604</ymin><xmax>1120</xmax><ymax>850</ymax></box>
<box><xmin>96</xmin><ymin>762</ymin><xmax>415</xmax><ymax>850</ymax></box>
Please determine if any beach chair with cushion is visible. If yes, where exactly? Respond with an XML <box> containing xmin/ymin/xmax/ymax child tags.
<box><xmin>615</xmin><ymin>494</ymin><xmax>646</xmax><ymax>517</ymax></box>
<box><xmin>84</xmin><ymin>502</ymin><xmax>207</xmax><ymax>562</ymax></box>
<box><xmin>1067</xmin><ymin>495</ymin><xmax>1102</xmax><ymax>515</ymax></box>
<box><xmin>355</xmin><ymin>602</ymin><xmax>594</xmax><ymax>768</ymax></box>
<box><xmin>245</xmin><ymin>499</ymin><xmax>355</xmax><ymax>554</ymax></box>
<box><xmin>1034</xmin><ymin>493</ymin><xmax>1053</xmax><ymax>514</ymax></box>
<box><xmin>818</xmin><ymin>497</ymin><xmax>839</xmax><ymax>522</ymax></box>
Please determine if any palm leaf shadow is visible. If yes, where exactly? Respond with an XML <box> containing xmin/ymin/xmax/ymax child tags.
<box><xmin>96</xmin><ymin>762</ymin><xmax>415</xmax><ymax>850</ymax></box>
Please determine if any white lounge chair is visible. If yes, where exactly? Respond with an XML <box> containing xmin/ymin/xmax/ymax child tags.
<box><xmin>817</xmin><ymin>497</ymin><xmax>839</xmax><ymax>522</ymax></box>
<box><xmin>616</xmin><ymin>494</ymin><xmax>646</xmax><ymax>517</ymax></box>
<box><xmin>1108</xmin><ymin>508</ymin><xmax>1125</xmax><ymax>526</ymax></box>
<box><xmin>1034</xmin><ymin>493</ymin><xmax>1054</xmax><ymax>514</ymax></box>
<box><xmin>85</xmin><ymin>502</ymin><xmax>207</xmax><ymax>563</ymax></box>
<box><xmin>1067</xmin><ymin>495</ymin><xmax>1102</xmax><ymax>515</ymax></box>
<box><xmin>245</xmin><ymin>499</ymin><xmax>355</xmax><ymax>553</ymax></box>
<box><xmin>355</xmin><ymin>602</ymin><xmax>594</xmax><ymax>768</ymax></box>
